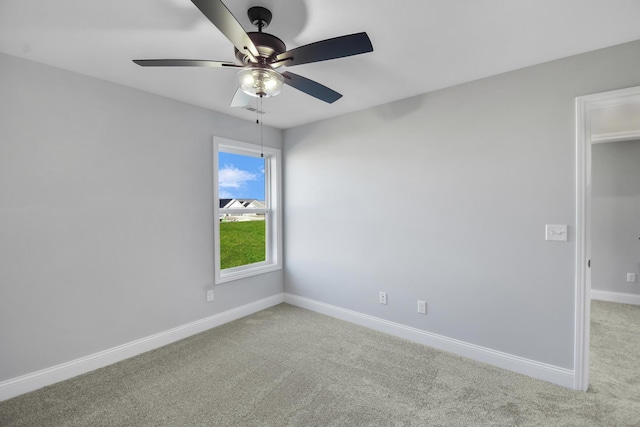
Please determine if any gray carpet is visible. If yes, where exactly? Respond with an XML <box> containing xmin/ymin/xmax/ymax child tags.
<box><xmin>0</xmin><ymin>301</ymin><xmax>639</xmax><ymax>426</ymax></box>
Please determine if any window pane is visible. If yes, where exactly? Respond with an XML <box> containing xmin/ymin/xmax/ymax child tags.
<box><xmin>218</xmin><ymin>151</ymin><xmax>265</xmax><ymax>201</ymax></box>
<box><xmin>219</xmin><ymin>215</ymin><xmax>266</xmax><ymax>269</ymax></box>
<box><xmin>218</xmin><ymin>150</ymin><xmax>267</xmax><ymax>270</ymax></box>
<box><xmin>214</xmin><ymin>137</ymin><xmax>280</xmax><ymax>283</ymax></box>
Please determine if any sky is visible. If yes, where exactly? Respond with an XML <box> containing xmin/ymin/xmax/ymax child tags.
<box><xmin>218</xmin><ymin>152</ymin><xmax>265</xmax><ymax>200</ymax></box>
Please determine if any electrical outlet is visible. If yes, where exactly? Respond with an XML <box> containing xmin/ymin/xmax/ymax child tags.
<box><xmin>379</xmin><ymin>292</ymin><xmax>387</xmax><ymax>305</ymax></box>
<box><xmin>627</xmin><ymin>273</ymin><xmax>637</xmax><ymax>283</ymax></box>
<box><xmin>206</xmin><ymin>289</ymin><xmax>214</xmax><ymax>302</ymax></box>
<box><xmin>417</xmin><ymin>300</ymin><xmax>427</xmax><ymax>314</ymax></box>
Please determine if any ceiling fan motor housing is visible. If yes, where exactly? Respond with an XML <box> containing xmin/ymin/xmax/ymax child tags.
<box><xmin>235</xmin><ymin>32</ymin><xmax>286</xmax><ymax>65</ymax></box>
<box><xmin>234</xmin><ymin>7</ymin><xmax>285</xmax><ymax>65</ymax></box>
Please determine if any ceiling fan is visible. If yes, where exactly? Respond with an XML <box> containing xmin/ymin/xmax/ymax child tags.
<box><xmin>133</xmin><ymin>0</ymin><xmax>374</xmax><ymax>107</ymax></box>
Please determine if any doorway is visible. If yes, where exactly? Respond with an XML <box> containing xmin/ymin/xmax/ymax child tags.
<box><xmin>574</xmin><ymin>85</ymin><xmax>640</xmax><ymax>391</ymax></box>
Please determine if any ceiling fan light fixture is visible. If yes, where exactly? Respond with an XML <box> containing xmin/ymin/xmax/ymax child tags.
<box><xmin>238</xmin><ymin>67</ymin><xmax>283</xmax><ymax>98</ymax></box>
<box><xmin>133</xmin><ymin>2</ymin><xmax>374</xmax><ymax>105</ymax></box>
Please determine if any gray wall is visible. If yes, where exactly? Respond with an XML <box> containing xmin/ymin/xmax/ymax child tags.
<box><xmin>284</xmin><ymin>40</ymin><xmax>640</xmax><ymax>370</ymax></box>
<box><xmin>0</xmin><ymin>53</ymin><xmax>283</xmax><ymax>382</ymax></box>
<box><xmin>592</xmin><ymin>139</ymin><xmax>640</xmax><ymax>294</ymax></box>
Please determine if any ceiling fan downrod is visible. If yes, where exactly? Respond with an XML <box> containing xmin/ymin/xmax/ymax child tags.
<box><xmin>248</xmin><ymin>6</ymin><xmax>272</xmax><ymax>32</ymax></box>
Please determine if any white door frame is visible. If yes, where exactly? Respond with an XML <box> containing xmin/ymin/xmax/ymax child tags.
<box><xmin>574</xmin><ymin>85</ymin><xmax>640</xmax><ymax>391</ymax></box>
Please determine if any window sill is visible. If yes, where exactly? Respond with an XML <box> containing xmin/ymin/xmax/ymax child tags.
<box><xmin>216</xmin><ymin>262</ymin><xmax>282</xmax><ymax>285</ymax></box>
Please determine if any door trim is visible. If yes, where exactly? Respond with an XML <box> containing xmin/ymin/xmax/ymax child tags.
<box><xmin>574</xmin><ymin>85</ymin><xmax>640</xmax><ymax>391</ymax></box>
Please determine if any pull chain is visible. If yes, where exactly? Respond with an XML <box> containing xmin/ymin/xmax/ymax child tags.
<box><xmin>259</xmin><ymin>95</ymin><xmax>264</xmax><ymax>158</ymax></box>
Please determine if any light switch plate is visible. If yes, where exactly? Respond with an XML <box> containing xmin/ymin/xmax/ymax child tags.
<box><xmin>545</xmin><ymin>224</ymin><xmax>568</xmax><ymax>242</ymax></box>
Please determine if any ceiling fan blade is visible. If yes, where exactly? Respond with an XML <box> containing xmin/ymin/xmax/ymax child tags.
<box><xmin>133</xmin><ymin>59</ymin><xmax>240</xmax><ymax>67</ymax></box>
<box><xmin>230</xmin><ymin>87</ymin><xmax>253</xmax><ymax>108</ymax></box>
<box><xmin>190</xmin><ymin>0</ymin><xmax>260</xmax><ymax>60</ymax></box>
<box><xmin>281</xmin><ymin>71</ymin><xmax>342</xmax><ymax>104</ymax></box>
<box><xmin>274</xmin><ymin>32</ymin><xmax>373</xmax><ymax>67</ymax></box>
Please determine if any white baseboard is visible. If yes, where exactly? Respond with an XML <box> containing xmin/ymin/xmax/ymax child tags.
<box><xmin>0</xmin><ymin>293</ymin><xmax>285</xmax><ymax>402</ymax></box>
<box><xmin>591</xmin><ymin>289</ymin><xmax>640</xmax><ymax>305</ymax></box>
<box><xmin>284</xmin><ymin>293</ymin><xmax>575</xmax><ymax>389</ymax></box>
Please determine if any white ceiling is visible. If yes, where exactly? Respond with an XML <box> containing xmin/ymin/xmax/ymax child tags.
<box><xmin>2</xmin><ymin>0</ymin><xmax>640</xmax><ymax>129</ymax></box>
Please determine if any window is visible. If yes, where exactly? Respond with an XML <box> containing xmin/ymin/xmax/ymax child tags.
<box><xmin>213</xmin><ymin>137</ymin><xmax>281</xmax><ymax>284</ymax></box>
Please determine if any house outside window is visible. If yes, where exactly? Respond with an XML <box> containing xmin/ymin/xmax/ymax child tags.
<box><xmin>213</xmin><ymin>137</ymin><xmax>282</xmax><ymax>284</ymax></box>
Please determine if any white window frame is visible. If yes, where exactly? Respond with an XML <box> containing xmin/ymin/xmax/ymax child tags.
<box><xmin>213</xmin><ymin>136</ymin><xmax>282</xmax><ymax>284</ymax></box>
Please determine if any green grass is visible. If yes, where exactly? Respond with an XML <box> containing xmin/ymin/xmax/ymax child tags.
<box><xmin>219</xmin><ymin>220</ymin><xmax>266</xmax><ymax>269</ymax></box>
